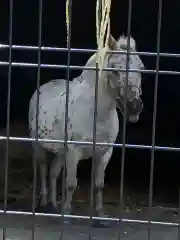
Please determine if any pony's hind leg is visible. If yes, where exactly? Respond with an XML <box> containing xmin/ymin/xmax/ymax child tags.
<box><xmin>32</xmin><ymin>144</ymin><xmax>48</xmax><ymax>209</ymax></box>
<box><xmin>49</xmin><ymin>147</ymin><xmax>80</xmax><ymax>217</ymax></box>
<box><xmin>49</xmin><ymin>152</ymin><xmax>64</xmax><ymax>211</ymax></box>
<box><xmin>40</xmin><ymin>162</ymin><xmax>47</xmax><ymax>206</ymax></box>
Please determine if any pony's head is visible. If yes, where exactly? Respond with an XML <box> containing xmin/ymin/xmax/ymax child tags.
<box><xmin>106</xmin><ymin>34</ymin><xmax>144</xmax><ymax>122</ymax></box>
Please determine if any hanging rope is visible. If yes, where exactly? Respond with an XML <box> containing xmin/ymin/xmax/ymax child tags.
<box><xmin>96</xmin><ymin>0</ymin><xmax>112</xmax><ymax>78</ymax></box>
<box><xmin>66</xmin><ymin>0</ymin><xmax>112</xmax><ymax>78</ymax></box>
<box><xmin>66</xmin><ymin>0</ymin><xmax>70</xmax><ymax>47</ymax></box>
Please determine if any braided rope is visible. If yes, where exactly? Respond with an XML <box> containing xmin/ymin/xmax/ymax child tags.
<box><xmin>66</xmin><ymin>0</ymin><xmax>70</xmax><ymax>47</ymax></box>
<box><xmin>96</xmin><ymin>0</ymin><xmax>112</xmax><ymax>78</ymax></box>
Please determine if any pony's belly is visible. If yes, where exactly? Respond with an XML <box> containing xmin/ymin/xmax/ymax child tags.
<box><xmin>81</xmin><ymin>145</ymin><xmax>111</xmax><ymax>159</ymax></box>
<box><xmin>38</xmin><ymin>141</ymin><xmax>62</xmax><ymax>154</ymax></box>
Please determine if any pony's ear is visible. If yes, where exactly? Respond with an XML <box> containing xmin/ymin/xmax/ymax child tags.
<box><xmin>108</xmin><ymin>34</ymin><xmax>117</xmax><ymax>50</ymax></box>
<box><xmin>117</xmin><ymin>35</ymin><xmax>136</xmax><ymax>50</ymax></box>
<box><xmin>136</xmin><ymin>56</ymin><xmax>145</xmax><ymax>70</ymax></box>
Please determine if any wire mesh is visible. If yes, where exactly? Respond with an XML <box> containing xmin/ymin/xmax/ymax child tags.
<box><xmin>88</xmin><ymin>1</ymin><xmax>101</xmax><ymax>240</ymax></box>
<box><xmin>1</xmin><ymin>0</ymin><xmax>180</xmax><ymax>239</ymax></box>
<box><xmin>59</xmin><ymin>0</ymin><xmax>72</xmax><ymax>239</ymax></box>
<box><xmin>31</xmin><ymin>0</ymin><xmax>43</xmax><ymax>239</ymax></box>
<box><xmin>148</xmin><ymin>0</ymin><xmax>162</xmax><ymax>239</ymax></box>
<box><xmin>3</xmin><ymin>0</ymin><xmax>13</xmax><ymax>239</ymax></box>
<box><xmin>118</xmin><ymin>0</ymin><xmax>134</xmax><ymax>239</ymax></box>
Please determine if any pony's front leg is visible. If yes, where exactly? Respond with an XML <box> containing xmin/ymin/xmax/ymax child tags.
<box><xmin>94</xmin><ymin>148</ymin><xmax>113</xmax><ymax>217</ymax></box>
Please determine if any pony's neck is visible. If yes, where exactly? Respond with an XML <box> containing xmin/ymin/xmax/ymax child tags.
<box><xmin>81</xmin><ymin>52</ymin><xmax>116</xmax><ymax>115</ymax></box>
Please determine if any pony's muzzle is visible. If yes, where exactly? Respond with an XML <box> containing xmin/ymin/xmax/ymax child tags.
<box><xmin>128</xmin><ymin>98</ymin><xmax>143</xmax><ymax>114</ymax></box>
<box><xmin>127</xmin><ymin>98</ymin><xmax>143</xmax><ymax>122</ymax></box>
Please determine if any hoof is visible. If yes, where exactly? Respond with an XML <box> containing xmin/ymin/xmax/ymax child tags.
<box><xmin>60</xmin><ymin>204</ymin><xmax>73</xmax><ymax>226</ymax></box>
<box><xmin>60</xmin><ymin>203</ymin><xmax>72</xmax><ymax>215</ymax></box>
<box><xmin>92</xmin><ymin>212</ymin><xmax>111</xmax><ymax>228</ymax></box>
<box><xmin>62</xmin><ymin>218</ymin><xmax>72</xmax><ymax>226</ymax></box>
<box><xmin>36</xmin><ymin>203</ymin><xmax>59</xmax><ymax>214</ymax></box>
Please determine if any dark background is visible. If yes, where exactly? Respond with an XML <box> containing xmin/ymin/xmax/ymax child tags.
<box><xmin>0</xmin><ymin>0</ymin><xmax>180</xmax><ymax>207</ymax></box>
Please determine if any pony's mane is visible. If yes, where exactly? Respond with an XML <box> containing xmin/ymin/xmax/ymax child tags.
<box><xmin>84</xmin><ymin>49</ymin><xmax>109</xmax><ymax>70</ymax></box>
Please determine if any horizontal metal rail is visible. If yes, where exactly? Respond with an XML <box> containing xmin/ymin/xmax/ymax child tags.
<box><xmin>0</xmin><ymin>61</ymin><xmax>179</xmax><ymax>75</ymax></box>
<box><xmin>0</xmin><ymin>135</ymin><xmax>179</xmax><ymax>152</ymax></box>
<box><xmin>0</xmin><ymin>43</ymin><xmax>180</xmax><ymax>58</ymax></box>
<box><xmin>0</xmin><ymin>210</ymin><xmax>179</xmax><ymax>227</ymax></box>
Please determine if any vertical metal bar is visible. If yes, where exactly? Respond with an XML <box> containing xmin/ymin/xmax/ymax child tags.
<box><xmin>88</xmin><ymin>63</ymin><xmax>99</xmax><ymax>239</ymax></box>
<box><xmin>32</xmin><ymin>0</ymin><xmax>43</xmax><ymax>239</ymax></box>
<box><xmin>118</xmin><ymin>0</ymin><xmax>132</xmax><ymax>239</ymax></box>
<box><xmin>88</xmin><ymin>2</ymin><xmax>102</xmax><ymax>239</ymax></box>
<box><xmin>60</xmin><ymin>0</ymin><xmax>72</xmax><ymax>239</ymax></box>
<box><xmin>3</xmin><ymin>0</ymin><xmax>13</xmax><ymax>239</ymax></box>
<box><xmin>178</xmin><ymin>188</ymin><xmax>180</xmax><ymax>240</ymax></box>
<box><xmin>148</xmin><ymin>0</ymin><xmax>162</xmax><ymax>239</ymax></box>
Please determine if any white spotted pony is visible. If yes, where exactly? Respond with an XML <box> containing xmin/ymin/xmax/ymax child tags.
<box><xmin>28</xmin><ymin>34</ymin><xmax>144</xmax><ymax>218</ymax></box>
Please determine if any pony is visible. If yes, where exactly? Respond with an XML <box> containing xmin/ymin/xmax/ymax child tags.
<box><xmin>28</xmin><ymin>34</ymin><xmax>144</xmax><ymax>217</ymax></box>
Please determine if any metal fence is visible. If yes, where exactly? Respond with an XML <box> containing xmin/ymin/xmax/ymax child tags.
<box><xmin>1</xmin><ymin>0</ymin><xmax>180</xmax><ymax>239</ymax></box>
